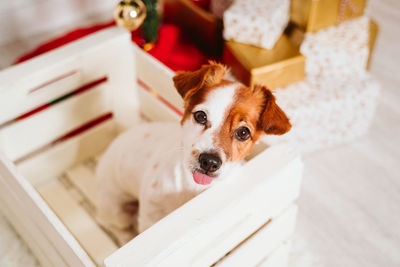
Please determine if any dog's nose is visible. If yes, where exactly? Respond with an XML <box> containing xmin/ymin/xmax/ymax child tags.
<box><xmin>199</xmin><ymin>153</ymin><xmax>222</xmax><ymax>173</ymax></box>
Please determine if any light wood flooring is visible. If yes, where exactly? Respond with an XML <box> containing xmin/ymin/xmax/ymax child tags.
<box><xmin>296</xmin><ymin>0</ymin><xmax>400</xmax><ymax>266</ymax></box>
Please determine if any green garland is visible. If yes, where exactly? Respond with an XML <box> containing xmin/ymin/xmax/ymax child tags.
<box><xmin>142</xmin><ymin>0</ymin><xmax>160</xmax><ymax>43</ymax></box>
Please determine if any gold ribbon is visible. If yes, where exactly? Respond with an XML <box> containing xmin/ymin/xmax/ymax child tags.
<box><xmin>338</xmin><ymin>0</ymin><xmax>361</xmax><ymax>23</ymax></box>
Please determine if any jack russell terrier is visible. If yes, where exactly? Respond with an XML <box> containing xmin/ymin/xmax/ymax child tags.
<box><xmin>96</xmin><ymin>62</ymin><xmax>291</xmax><ymax>245</ymax></box>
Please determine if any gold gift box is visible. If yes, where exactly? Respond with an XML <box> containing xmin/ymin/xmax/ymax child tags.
<box><xmin>223</xmin><ymin>35</ymin><xmax>305</xmax><ymax>89</ymax></box>
<box><xmin>291</xmin><ymin>0</ymin><xmax>367</xmax><ymax>32</ymax></box>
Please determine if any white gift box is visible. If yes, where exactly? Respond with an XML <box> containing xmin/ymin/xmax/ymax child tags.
<box><xmin>300</xmin><ymin>16</ymin><xmax>370</xmax><ymax>77</ymax></box>
<box><xmin>223</xmin><ymin>0</ymin><xmax>290</xmax><ymax>49</ymax></box>
<box><xmin>262</xmin><ymin>72</ymin><xmax>381</xmax><ymax>153</ymax></box>
<box><xmin>0</xmin><ymin>28</ymin><xmax>302</xmax><ymax>266</ymax></box>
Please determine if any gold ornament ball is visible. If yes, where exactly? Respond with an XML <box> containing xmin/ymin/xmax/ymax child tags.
<box><xmin>114</xmin><ymin>0</ymin><xmax>147</xmax><ymax>31</ymax></box>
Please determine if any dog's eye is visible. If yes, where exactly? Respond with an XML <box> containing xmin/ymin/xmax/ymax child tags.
<box><xmin>235</xmin><ymin>126</ymin><xmax>251</xmax><ymax>141</ymax></box>
<box><xmin>193</xmin><ymin>111</ymin><xmax>207</xmax><ymax>125</ymax></box>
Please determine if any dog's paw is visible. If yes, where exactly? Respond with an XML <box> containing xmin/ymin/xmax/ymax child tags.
<box><xmin>113</xmin><ymin>227</ymin><xmax>137</xmax><ymax>246</ymax></box>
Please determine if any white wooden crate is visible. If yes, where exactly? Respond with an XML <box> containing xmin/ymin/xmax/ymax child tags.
<box><xmin>0</xmin><ymin>27</ymin><xmax>303</xmax><ymax>267</ymax></box>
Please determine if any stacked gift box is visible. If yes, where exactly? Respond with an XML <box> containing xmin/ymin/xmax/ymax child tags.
<box><xmin>165</xmin><ymin>0</ymin><xmax>381</xmax><ymax>152</ymax></box>
<box><xmin>261</xmin><ymin>1</ymin><xmax>380</xmax><ymax>152</ymax></box>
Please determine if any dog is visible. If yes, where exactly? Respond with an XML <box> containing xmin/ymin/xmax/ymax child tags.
<box><xmin>96</xmin><ymin>62</ymin><xmax>291</xmax><ymax>245</ymax></box>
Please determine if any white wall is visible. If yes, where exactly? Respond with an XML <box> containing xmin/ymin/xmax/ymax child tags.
<box><xmin>0</xmin><ymin>0</ymin><xmax>119</xmax><ymax>46</ymax></box>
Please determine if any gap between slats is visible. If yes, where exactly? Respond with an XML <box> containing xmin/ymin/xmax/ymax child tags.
<box><xmin>0</xmin><ymin>84</ymin><xmax>110</xmax><ymax>162</ymax></box>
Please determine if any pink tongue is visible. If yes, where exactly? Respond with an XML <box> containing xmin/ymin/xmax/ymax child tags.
<box><xmin>193</xmin><ymin>172</ymin><xmax>213</xmax><ymax>185</ymax></box>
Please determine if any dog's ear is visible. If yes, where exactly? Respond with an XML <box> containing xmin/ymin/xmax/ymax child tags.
<box><xmin>255</xmin><ymin>85</ymin><xmax>291</xmax><ymax>135</ymax></box>
<box><xmin>173</xmin><ymin>62</ymin><xmax>226</xmax><ymax>99</ymax></box>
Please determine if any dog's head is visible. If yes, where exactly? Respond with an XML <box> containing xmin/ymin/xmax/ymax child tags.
<box><xmin>173</xmin><ymin>62</ymin><xmax>291</xmax><ymax>186</ymax></box>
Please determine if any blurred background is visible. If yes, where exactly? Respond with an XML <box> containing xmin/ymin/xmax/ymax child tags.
<box><xmin>0</xmin><ymin>0</ymin><xmax>399</xmax><ymax>266</ymax></box>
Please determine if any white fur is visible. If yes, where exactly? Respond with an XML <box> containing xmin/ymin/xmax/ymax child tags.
<box><xmin>96</xmin><ymin>84</ymin><xmax>240</xmax><ymax>245</ymax></box>
<box><xmin>183</xmin><ymin>83</ymin><xmax>238</xmax><ymax>165</ymax></box>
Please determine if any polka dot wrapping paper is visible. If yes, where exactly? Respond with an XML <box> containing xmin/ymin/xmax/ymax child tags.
<box><xmin>262</xmin><ymin>72</ymin><xmax>380</xmax><ymax>153</ymax></box>
<box><xmin>300</xmin><ymin>16</ymin><xmax>370</xmax><ymax>78</ymax></box>
<box><xmin>260</xmin><ymin>16</ymin><xmax>380</xmax><ymax>153</ymax></box>
<box><xmin>223</xmin><ymin>0</ymin><xmax>290</xmax><ymax>49</ymax></box>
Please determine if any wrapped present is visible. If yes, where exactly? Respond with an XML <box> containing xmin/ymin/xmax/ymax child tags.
<box><xmin>223</xmin><ymin>0</ymin><xmax>290</xmax><ymax>49</ymax></box>
<box><xmin>291</xmin><ymin>0</ymin><xmax>367</xmax><ymax>32</ymax></box>
<box><xmin>262</xmin><ymin>72</ymin><xmax>381</xmax><ymax>153</ymax></box>
<box><xmin>164</xmin><ymin>0</ymin><xmax>223</xmax><ymax>56</ymax></box>
<box><xmin>300</xmin><ymin>16</ymin><xmax>370</xmax><ymax>77</ymax></box>
<box><xmin>210</xmin><ymin>0</ymin><xmax>233</xmax><ymax>18</ymax></box>
<box><xmin>223</xmin><ymin>35</ymin><xmax>305</xmax><ymax>89</ymax></box>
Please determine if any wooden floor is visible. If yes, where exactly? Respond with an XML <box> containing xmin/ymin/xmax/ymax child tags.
<box><xmin>0</xmin><ymin>0</ymin><xmax>399</xmax><ymax>266</ymax></box>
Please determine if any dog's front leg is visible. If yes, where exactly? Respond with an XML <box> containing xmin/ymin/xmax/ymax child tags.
<box><xmin>96</xmin><ymin>185</ymin><xmax>138</xmax><ymax>245</ymax></box>
<box><xmin>137</xmin><ymin>198</ymin><xmax>169</xmax><ymax>233</ymax></box>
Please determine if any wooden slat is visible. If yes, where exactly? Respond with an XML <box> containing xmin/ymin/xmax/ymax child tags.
<box><xmin>17</xmin><ymin>119</ymin><xmax>117</xmax><ymax>186</ymax></box>
<box><xmin>0</xmin><ymin>182</ymin><xmax>68</xmax><ymax>267</ymax></box>
<box><xmin>66</xmin><ymin>164</ymin><xmax>98</xmax><ymax>206</ymax></box>
<box><xmin>138</xmin><ymin>86</ymin><xmax>181</xmax><ymax>122</ymax></box>
<box><xmin>0</xmin><ymin>85</ymin><xmax>110</xmax><ymax>161</ymax></box>
<box><xmin>0</xmin><ymin>70</ymin><xmax>83</xmax><ymax>124</ymax></box>
<box><xmin>0</xmin><ymin>152</ymin><xmax>95</xmax><ymax>267</ymax></box>
<box><xmin>105</xmin><ymin>145</ymin><xmax>303</xmax><ymax>266</ymax></box>
<box><xmin>0</xmin><ymin>27</ymin><xmax>139</xmax><ymax>267</ymax></box>
<box><xmin>257</xmin><ymin>241</ymin><xmax>291</xmax><ymax>267</ymax></box>
<box><xmin>216</xmin><ymin>205</ymin><xmax>297</xmax><ymax>267</ymax></box>
<box><xmin>134</xmin><ymin>44</ymin><xmax>183</xmax><ymax>113</ymax></box>
<box><xmin>37</xmin><ymin>179</ymin><xmax>118</xmax><ymax>266</ymax></box>
<box><xmin>0</xmin><ymin>27</ymin><xmax>132</xmax><ymax>125</ymax></box>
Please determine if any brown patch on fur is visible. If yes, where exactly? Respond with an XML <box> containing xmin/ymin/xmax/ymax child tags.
<box><xmin>173</xmin><ymin>62</ymin><xmax>227</xmax><ymax>99</ymax></box>
<box><xmin>151</xmin><ymin>181</ymin><xmax>158</xmax><ymax>188</ymax></box>
<box><xmin>214</xmin><ymin>86</ymin><xmax>264</xmax><ymax>162</ymax></box>
<box><xmin>214</xmin><ymin>85</ymin><xmax>291</xmax><ymax>162</ymax></box>
<box><xmin>172</xmin><ymin>62</ymin><xmax>229</xmax><ymax>124</ymax></box>
<box><xmin>254</xmin><ymin>85</ymin><xmax>291</xmax><ymax>135</ymax></box>
<box><xmin>153</xmin><ymin>163</ymin><xmax>158</xmax><ymax>170</ymax></box>
<box><xmin>180</xmin><ymin>79</ymin><xmax>234</xmax><ymax>124</ymax></box>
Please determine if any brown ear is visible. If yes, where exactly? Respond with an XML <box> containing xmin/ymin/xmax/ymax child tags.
<box><xmin>172</xmin><ymin>62</ymin><xmax>226</xmax><ymax>100</ymax></box>
<box><xmin>255</xmin><ymin>85</ymin><xmax>291</xmax><ymax>135</ymax></box>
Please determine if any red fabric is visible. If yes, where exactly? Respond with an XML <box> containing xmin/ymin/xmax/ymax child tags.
<box><xmin>15</xmin><ymin>21</ymin><xmax>209</xmax><ymax>72</ymax></box>
<box><xmin>15</xmin><ymin>21</ymin><xmax>116</xmax><ymax>64</ymax></box>
<box><xmin>190</xmin><ymin>0</ymin><xmax>211</xmax><ymax>11</ymax></box>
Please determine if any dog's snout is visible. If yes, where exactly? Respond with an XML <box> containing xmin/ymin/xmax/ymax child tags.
<box><xmin>199</xmin><ymin>153</ymin><xmax>222</xmax><ymax>173</ymax></box>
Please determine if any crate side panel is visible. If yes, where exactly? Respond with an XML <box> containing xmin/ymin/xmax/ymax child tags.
<box><xmin>16</xmin><ymin>119</ymin><xmax>117</xmax><ymax>186</ymax></box>
<box><xmin>257</xmin><ymin>241</ymin><xmax>291</xmax><ymax>267</ymax></box>
<box><xmin>0</xmin><ymin>85</ymin><xmax>110</xmax><ymax>161</ymax></box>
<box><xmin>0</xmin><ymin>184</ymin><xmax>68</xmax><ymax>267</ymax></box>
<box><xmin>134</xmin><ymin>45</ymin><xmax>183</xmax><ymax>113</ymax></box>
<box><xmin>0</xmin><ymin>27</ymin><xmax>133</xmax><ymax>125</ymax></box>
<box><xmin>138</xmin><ymin>86</ymin><xmax>181</xmax><ymax>122</ymax></box>
<box><xmin>157</xmin><ymin>157</ymin><xmax>302</xmax><ymax>267</ymax></box>
<box><xmin>215</xmin><ymin>205</ymin><xmax>297</xmax><ymax>267</ymax></box>
<box><xmin>0</xmin><ymin>153</ymin><xmax>94</xmax><ymax>267</ymax></box>
<box><xmin>104</xmin><ymin>145</ymin><xmax>302</xmax><ymax>266</ymax></box>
